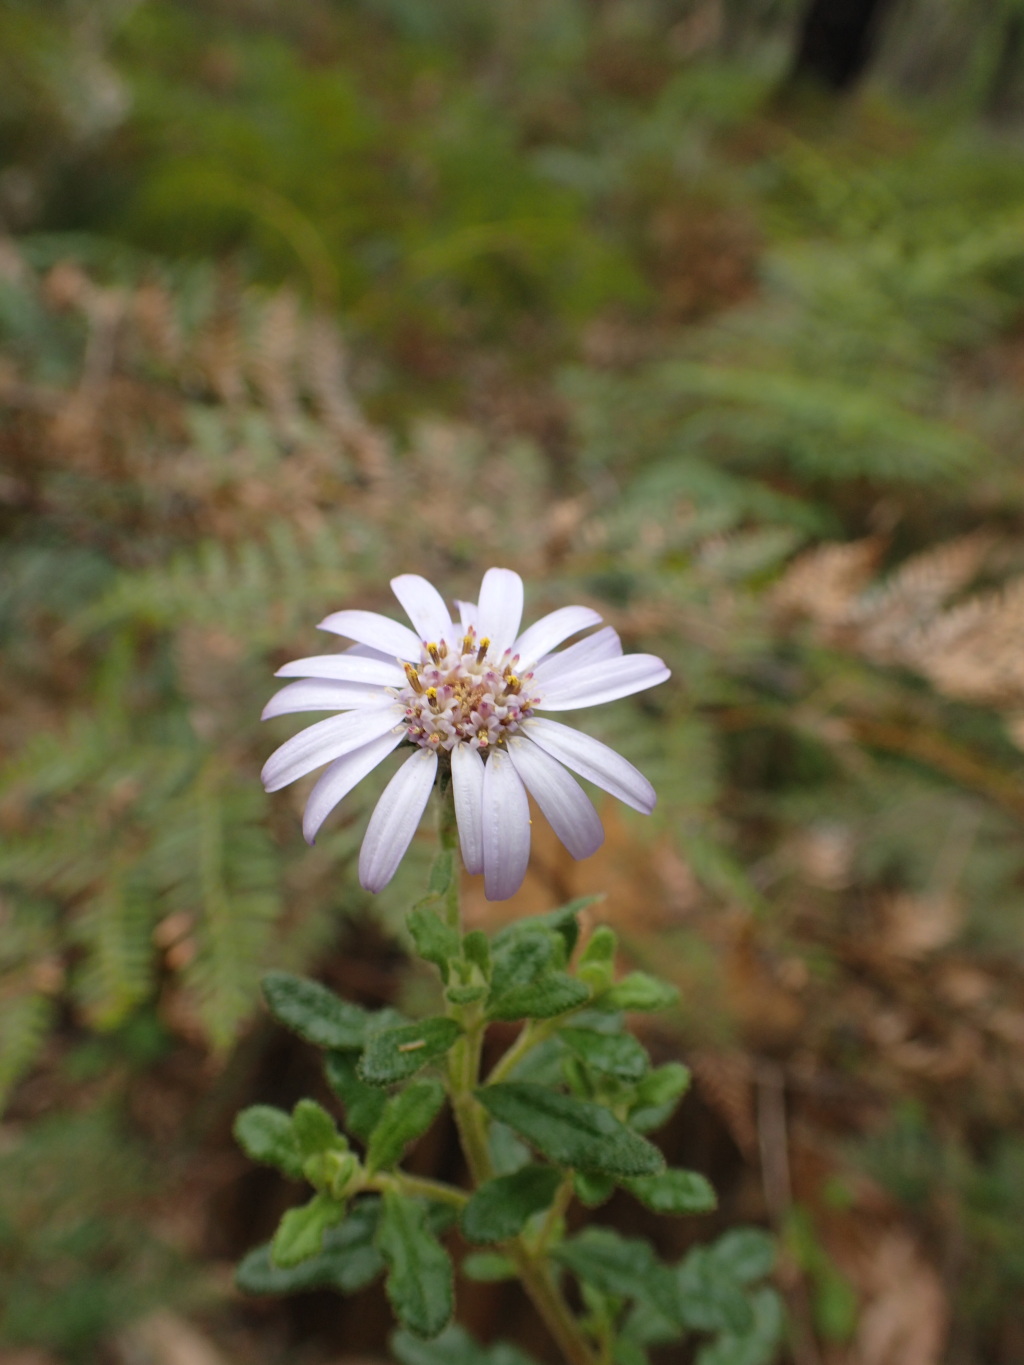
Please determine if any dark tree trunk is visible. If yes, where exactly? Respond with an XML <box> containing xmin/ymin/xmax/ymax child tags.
<box><xmin>787</xmin><ymin>0</ymin><xmax>896</xmax><ymax>93</ymax></box>
<box><xmin>987</xmin><ymin>12</ymin><xmax>1024</xmax><ymax>117</ymax></box>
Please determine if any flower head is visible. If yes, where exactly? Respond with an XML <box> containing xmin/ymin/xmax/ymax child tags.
<box><xmin>262</xmin><ymin>568</ymin><xmax>669</xmax><ymax>900</ymax></box>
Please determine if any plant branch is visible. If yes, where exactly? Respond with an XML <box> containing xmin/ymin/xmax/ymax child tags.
<box><xmin>433</xmin><ymin>827</ymin><xmax>599</xmax><ymax>1365</ymax></box>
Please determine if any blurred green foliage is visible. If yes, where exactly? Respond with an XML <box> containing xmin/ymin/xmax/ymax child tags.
<box><xmin>5</xmin><ymin>0</ymin><xmax>1024</xmax><ymax>1361</ymax></box>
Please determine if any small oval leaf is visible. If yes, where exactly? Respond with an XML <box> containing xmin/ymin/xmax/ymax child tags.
<box><xmin>461</xmin><ymin>1164</ymin><xmax>563</xmax><ymax>1244</ymax></box>
<box><xmin>376</xmin><ymin>1191</ymin><xmax>454</xmax><ymax>1339</ymax></box>
<box><xmin>476</xmin><ymin>1083</ymin><xmax>664</xmax><ymax>1177</ymax></box>
<box><xmin>262</xmin><ymin>972</ymin><xmax>367</xmax><ymax>1049</ymax></box>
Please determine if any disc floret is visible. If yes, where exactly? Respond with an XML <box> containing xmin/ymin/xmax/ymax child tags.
<box><xmin>397</xmin><ymin>627</ymin><xmax>538</xmax><ymax>754</ymax></box>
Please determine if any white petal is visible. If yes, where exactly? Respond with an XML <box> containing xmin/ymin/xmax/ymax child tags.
<box><xmin>318</xmin><ymin>609</ymin><xmax>421</xmax><ymax>660</ymax></box>
<box><xmin>358</xmin><ymin>748</ymin><xmax>438</xmax><ymax>892</ymax></box>
<box><xmin>513</xmin><ymin>605</ymin><xmax>603</xmax><ymax>669</ymax></box>
<box><xmin>451</xmin><ymin>743</ymin><xmax>485</xmax><ymax>874</ymax></box>
<box><xmin>456</xmin><ymin>600</ymin><xmax>478</xmax><ymax>632</ymax></box>
<box><xmin>534</xmin><ymin>654</ymin><xmax>670</xmax><ymax>711</ymax></box>
<box><xmin>507</xmin><ymin>736</ymin><xmax>603</xmax><ymax>860</ymax></box>
<box><xmin>390</xmin><ymin>574</ymin><xmax>454</xmax><ymax>645</ymax></box>
<box><xmin>275</xmin><ymin>654</ymin><xmax>405</xmax><ymax>685</ymax></box>
<box><xmin>302</xmin><ymin>730</ymin><xmax>405</xmax><ymax>843</ymax></box>
<box><xmin>262</xmin><ymin>678</ymin><xmax>392</xmax><ymax>720</ymax></box>
<box><xmin>345</xmin><ymin>643</ymin><xmax>396</xmax><ymax>662</ymax></box>
<box><xmin>262</xmin><ymin>705</ymin><xmax>403</xmax><ymax>792</ymax></box>
<box><xmin>532</xmin><ymin>626</ymin><xmax>622</xmax><ymax>683</ymax></box>
<box><xmin>482</xmin><ymin>747</ymin><xmax>531</xmax><ymax>901</ymax></box>
<box><xmin>477</xmin><ymin>568</ymin><xmax>524</xmax><ymax>654</ymax></box>
<box><xmin>523</xmin><ymin>717</ymin><xmax>656</xmax><ymax>814</ymax></box>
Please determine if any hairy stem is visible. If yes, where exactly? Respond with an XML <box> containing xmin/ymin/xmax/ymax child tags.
<box><xmin>436</xmin><ymin>773</ymin><xmax>461</xmax><ymax>929</ymax></box>
<box><xmin>510</xmin><ymin>1248</ymin><xmax>600</xmax><ymax>1365</ymax></box>
<box><xmin>374</xmin><ymin>1172</ymin><xmax>469</xmax><ymax>1208</ymax></box>
<box><xmin>436</xmin><ymin>822</ymin><xmax>599</xmax><ymax>1365</ymax></box>
<box><xmin>486</xmin><ymin>1018</ymin><xmax>552</xmax><ymax>1086</ymax></box>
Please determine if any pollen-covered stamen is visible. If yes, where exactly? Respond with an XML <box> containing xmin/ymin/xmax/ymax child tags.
<box><xmin>397</xmin><ymin>635</ymin><xmax>538</xmax><ymax>754</ymax></box>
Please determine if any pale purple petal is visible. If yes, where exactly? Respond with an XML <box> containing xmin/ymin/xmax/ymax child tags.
<box><xmin>513</xmin><ymin>605</ymin><xmax>603</xmax><ymax>669</ymax></box>
<box><xmin>262</xmin><ymin>705</ymin><xmax>403</xmax><ymax>792</ymax></box>
<box><xmin>477</xmin><ymin>568</ymin><xmax>524</xmax><ymax>654</ymax></box>
<box><xmin>358</xmin><ymin>749</ymin><xmax>438</xmax><ymax>892</ymax></box>
<box><xmin>451</xmin><ymin>742</ymin><xmax>485</xmax><ymax>874</ymax></box>
<box><xmin>456</xmin><ymin>600</ymin><xmax>478</xmax><ymax>632</ymax></box>
<box><xmin>275</xmin><ymin>654</ymin><xmax>405</xmax><ymax>685</ymax></box>
<box><xmin>318</xmin><ymin>609</ymin><xmax>421</xmax><ymax>660</ymax></box>
<box><xmin>534</xmin><ymin>655</ymin><xmax>670</xmax><ymax>711</ymax></box>
<box><xmin>482</xmin><ymin>747</ymin><xmax>531</xmax><ymax>901</ymax></box>
<box><xmin>262</xmin><ymin>678</ymin><xmax>394</xmax><ymax>720</ymax></box>
<box><xmin>532</xmin><ymin>626</ymin><xmax>622</xmax><ymax>683</ymax></box>
<box><xmin>390</xmin><ymin>574</ymin><xmax>454</xmax><ymax>645</ymax></box>
<box><xmin>507</xmin><ymin>736</ymin><xmax>603</xmax><ymax>860</ymax></box>
<box><xmin>302</xmin><ymin>730</ymin><xmax>405</xmax><ymax>843</ymax></box>
<box><xmin>523</xmin><ymin>717</ymin><xmax>656</xmax><ymax>814</ymax></box>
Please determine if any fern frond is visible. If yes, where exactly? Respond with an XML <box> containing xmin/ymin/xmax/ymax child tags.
<box><xmin>0</xmin><ymin>989</ymin><xmax>57</xmax><ymax>1110</ymax></box>
<box><xmin>659</xmin><ymin>360</ymin><xmax>982</xmax><ymax>482</ymax></box>
<box><xmin>75</xmin><ymin>522</ymin><xmax>356</xmax><ymax>639</ymax></box>
<box><xmin>72</xmin><ymin>868</ymin><xmax>154</xmax><ymax>1031</ymax></box>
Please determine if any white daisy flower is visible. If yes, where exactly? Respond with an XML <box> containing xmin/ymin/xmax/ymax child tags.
<box><xmin>261</xmin><ymin>568</ymin><xmax>670</xmax><ymax>901</ymax></box>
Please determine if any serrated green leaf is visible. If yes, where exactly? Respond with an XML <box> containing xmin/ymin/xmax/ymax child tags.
<box><xmin>324</xmin><ymin>1050</ymin><xmax>388</xmax><ymax>1140</ymax></box>
<box><xmin>461</xmin><ymin>930</ymin><xmax>491</xmax><ymax>977</ymax></box>
<box><xmin>446</xmin><ymin>984</ymin><xmax>488</xmax><ymax>1005</ymax></box>
<box><xmin>613</xmin><ymin>1340</ymin><xmax>650</xmax><ymax>1365</ymax></box>
<box><xmin>262</xmin><ymin>972</ymin><xmax>367</xmax><ymax>1049</ymax></box>
<box><xmin>462</xmin><ymin>1251</ymin><xmax>517</xmax><ymax>1282</ymax></box>
<box><xmin>234</xmin><ymin>1105</ymin><xmax>304</xmax><ymax>1179</ymax></box>
<box><xmin>461</xmin><ymin>1164</ymin><xmax>562</xmax><ymax>1244</ymax></box>
<box><xmin>577</xmin><ymin>926</ymin><xmax>618</xmax><ymax>991</ymax></box>
<box><xmin>366</xmin><ymin>1079</ymin><xmax>446</xmax><ymax>1173</ymax></box>
<box><xmin>492</xmin><ymin>898</ymin><xmax>597</xmax><ymax>962</ymax></box>
<box><xmin>619</xmin><ymin>1297</ymin><xmax>680</xmax><ymax>1350</ymax></box>
<box><xmin>488</xmin><ymin>973</ymin><xmax>590</xmax><ymax>1022</ymax></box>
<box><xmin>489</xmin><ymin>929</ymin><xmax>561</xmax><ymax>1000</ymax></box>
<box><xmin>488</xmin><ymin>1120</ymin><xmax>532</xmax><ymax>1176</ymax></box>
<box><xmin>408</xmin><ymin>906</ymin><xmax>460</xmax><ymax>983</ymax></box>
<box><xmin>392</xmin><ymin>1323</ymin><xmax>541</xmax><ymax>1365</ymax></box>
<box><xmin>629</xmin><ymin>1062</ymin><xmax>692</xmax><ymax>1133</ymax></box>
<box><xmin>376</xmin><ymin>1191</ymin><xmax>453</xmax><ymax>1339</ymax></box>
<box><xmin>695</xmin><ymin>1287</ymin><xmax>785</xmax><ymax>1365</ymax></box>
<box><xmin>236</xmin><ymin>1199</ymin><xmax>383</xmax><ymax>1295</ymax></box>
<box><xmin>359</xmin><ymin>1018</ymin><xmax>462</xmax><ymax>1086</ymax></box>
<box><xmin>302</xmin><ymin>1148</ymin><xmax>359</xmax><ymax>1197</ymax></box>
<box><xmin>573</xmin><ymin>1170</ymin><xmax>615</xmax><ymax>1207</ymax></box>
<box><xmin>291</xmin><ymin>1098</ymin><xmax>342</xmax><ymax>1157</ymax></box>
<box><xmin>710</xmin><ymin>1228</ymin><xmax>776</xmax><ymax>1283</ymax></box>
<box><xmin>476</xmin><ymin>1083</ymin><xmax>664</xmax><ymax>1177</ymax></box>
<box><xmin>552</xmin><ymin>1229</ymin><xmax>680</xmax><ymax>1322</ymax></box>
<box><xmin>560</xmin><ymin>1027</ymin><xmax>649</xmax><ymax>1080</ymax></box>
<box><xmin>596</xmin><ymin>972</ymin><xmax>678</xmax><ymax>1012</ymax></box>
<box><xmin>626</xmin><ymin>1169</ymin><xmax>717</xmax><ymax>1215</ymax></box>
<box><xmin>676</xmin><ymin>1247</ymin><xmax>755</xmax><ymax>1335</ymax></box>
<box><xmin>428</xmin><ymin>849</ymin><xmax>454</xmax><ymax>897</ymax></box>
<box><xmin>579</xmin><ymin>925</ymin><xmax>618</xmax><ymax>965</ymax></box>
<box><xmin>271</xmin><ymin>1191</ymin><xmax>345</xmax><ymax>1268</ymax></box>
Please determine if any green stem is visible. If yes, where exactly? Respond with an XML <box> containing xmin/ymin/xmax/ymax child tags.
<box><xmin>374</xmin><ymin>1172</ymin><xmax>468</xmax><ymax>1209</ymax></box>
<box><xmin>509</xmin><ymin>1248</ymin><xmax>600</xmax><ymax>1365</ymax></box>
<box><xmin>531</xmin><ymin>1172</ymin><xmax>575</xmax><ymax>1255</ymax></box>
<box><xmin>485</xmin><ymin>1018</ymin><xmax>553</xmax><ymax>1086</ymax></box>
<box><xmin>448</xmin><ymin>1010</ymin><xmax>492</xmax><ymax>1185</ymax></box>
<box><xmin>436</xmin><ymin>772</ymin><xmax>460</xmax><ymax>929</ymax></box>
<box><xmin>431</xmin><ymin>804</ymin><xmax>599</xmax><ymax>1365</ymax></box>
